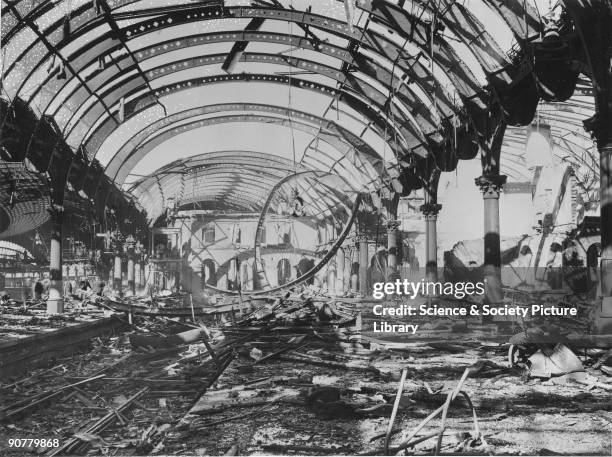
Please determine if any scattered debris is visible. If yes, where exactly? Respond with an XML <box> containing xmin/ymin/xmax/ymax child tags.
<box><xmin>0</xmin><ymin>290</ymin><xmax>610</xmax><ymax>456</ymax></box>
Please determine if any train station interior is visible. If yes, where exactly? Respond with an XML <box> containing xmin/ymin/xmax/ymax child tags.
<box><xmin>1</xmin><ymin>1</ymin><xmax>612</xmax><ymax>456</ymax></box>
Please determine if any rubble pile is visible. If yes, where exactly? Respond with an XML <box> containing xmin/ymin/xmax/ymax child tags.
<box><xmin>0</xmin><ymin>290</ymin><xmax>611</xmax><ymax>456</ymax></box>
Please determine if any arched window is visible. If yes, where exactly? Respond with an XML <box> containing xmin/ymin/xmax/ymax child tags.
<box><xmin>586</xmin><ymin>243</ymin><xmax>601</xmax><ymax>268</ymax></box>
<box><xmin>201</xmin><ymin>259</ymin><xmax>217</xmax><ymax>286</ymax></box>
<box><xmin>277</xmin><ymin>258</ymin><xmax>291</xmax><ymax>285</ymax></box>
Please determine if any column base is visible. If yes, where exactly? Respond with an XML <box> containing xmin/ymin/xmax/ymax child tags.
<box><xmin>350</xmin><ymin>273</ymin><xmax>359</xmax><ymax>295</ymax></box>
<box><xmin>47</xmin><ymin>298</ymin><xmax>64</xmax><ymax>314</ymax></box>
<box><xmin>47</xmin><ymin>281</ymin><xmax>64</xmax><ymax>314</ymax></box>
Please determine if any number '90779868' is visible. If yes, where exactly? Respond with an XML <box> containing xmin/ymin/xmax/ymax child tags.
<box><xmin>8</xmin><ymin>438</ymin><xmax>60</xmax><ymax>448</ymax></box>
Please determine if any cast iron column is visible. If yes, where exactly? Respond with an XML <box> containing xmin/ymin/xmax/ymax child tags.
<box><xmin>127</xmin><ymin>256</ymin><xmax>135</xmax><ymax>296</ymax></box>
<box><xmin>601</xmin><ymin>129</ymin><xmax>612</xmax><ymax>294</ymax></box>
<box><xmin>126</xmin><ymin>236</ymin><xmax>136</xmax><ymax>296</ymax></box>
<box><xmin>475</xmin><ymin>174</ymin><xmax>507</xmax><ymax>303</ymax></box>
<box><xmin>349</xmin><ymin>249</ymin><xmax>358</xmax><ymax>293</ymax></box>
<box><xmin>420</xmin><ymin>203</ymin><xmax>442</xmax><ymax>283</ymax></box>
<box><xmin>357</xmin><ymin>233</ymin><xmax>368</xmax><ymax>296</ymax></box>
<box><xmin>386</xmin><ymin>220</ymin><xmax>401</xmax><ymax>280</ymax></box>
<box><xmin>335</xmin><ymin>248</ymin><xmax>345</xmax><ymax>295</ymax></box>
<box><xmin>134</xmin><ymin>261</ymin><xmax>142</xmax><ymax>289</ymax></box>
<box><xmin>327</xmin><ymin>258</ymin><xmax>337</xmax><ymax>296</ymax></box>
<box><xmin>113</xmin><ymin>254</ymin><xmax>122</xmax><ymax>292</ymax></box>
<box><xmin>47</xmin><ymin>204</ymin><xmax>64</xmax><ymax>314</ymax></box>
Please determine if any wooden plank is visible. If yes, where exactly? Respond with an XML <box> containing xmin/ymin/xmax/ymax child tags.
<box><xmin>129</xmin><ymin>328</ymin><xmax>203</xmax><ymax>349</ymax></box>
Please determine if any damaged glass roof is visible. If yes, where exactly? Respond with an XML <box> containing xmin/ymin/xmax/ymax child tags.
<box><xmin>0</xmin><ymin>0</ymin><xmax>597</xmax><ymax>225</ymax></box>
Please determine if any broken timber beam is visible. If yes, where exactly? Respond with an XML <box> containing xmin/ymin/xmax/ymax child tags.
<box><xmin>47</xmin><ymin>387</ymin><xmax>149</xmax><ymax>456</ymax></box>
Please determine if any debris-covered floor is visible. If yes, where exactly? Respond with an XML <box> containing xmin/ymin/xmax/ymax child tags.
<box><xmin>1</xmin><ymin>291</ymin><xmax>611</xmax><ymax>456</ymax></box>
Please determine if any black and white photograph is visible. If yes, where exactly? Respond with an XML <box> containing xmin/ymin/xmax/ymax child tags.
<box><xmin>0</xmin><ymin>0</ymin><xmax>611</xmax><ymax>455</ymax></box>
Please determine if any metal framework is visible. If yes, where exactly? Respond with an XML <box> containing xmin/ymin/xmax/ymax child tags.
<box><xmin>0</xmin><ymin>0</ymin><xmax>600</xmax><ymax>229</ymax></box>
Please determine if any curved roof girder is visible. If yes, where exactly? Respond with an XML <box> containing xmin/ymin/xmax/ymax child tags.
<box><xmin>1</xmin><ymin>0</ymin><xmax>542</xmax><ymax>57</ymax></box>
<box><xmin>5</xmin><ymin>19</ymin><xmax>479</xmax><ymax>132</ymax></box>
<box><xmin>108</xmin><ymin>113</ymin><xmax>379</xmax><ymax>190</ymax></box>
<box><xmin>83</xmin><ymin>73</ymin><xmax>411</xmax><ymax>163</ymax></box>
<box><xmin>104</xmin><ymin>103</ymin><xmax>388</xmax><ymax>186</ymax></box>
<box><xmin>27</xmin><ymin>33</ymin><xmax>460</xmax><ymax>142</ymax></box>
<box><xmin>93</xmin><ymin>51</ymin><xmax>443</xmax><ymax>142</ymax></box>
<box><xmin>137</xmin><ymin>173</ymin><xmax>281</xmax><ymax>210</ymax></box>
<box><xmin>0</xmin><ymin>0</ymin><xmax>553</xmax><ymax>222</ymax></box>
<box><xmin>61</xmin><ymin>58</ymin><xmax>428</xmax><ymax>156</ymax></box>
<box><xmin>3</xmin><ymin>3</ymin><xmax>509</xmax><ymax>159</ymax></box>
<box><xmin>130</xmin><ymin>153</ymin><xmax>358</xmax><ymax>221</ymax></box>
<box><xmin>129</xmin><ymin>151</ymin><xmax>310</xmax><ymax>196</ymax></box>
<box><xmin>2</xmin><ymin>2</ymin><xmax>509</xmax><ymax>86</ymax></box>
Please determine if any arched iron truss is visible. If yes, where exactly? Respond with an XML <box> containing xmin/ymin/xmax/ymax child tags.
<box><xmin>1</xmin><ymin>0</ymin><xmax>540</xmax><ymax>153</ymax></box>
<box><xmin>106</xmin><ymin>104</ymin><xmax>386</xmax><ymax>186</ymax></box>
<box><xmin>1</xmin><ymin>0</ymin><xmax>601</xmax><ymax>230</ymax></box>
<box><xmin>129</xmin><ymin>151</ymin><xmax>360</xmax><ymax>221</ymax></box>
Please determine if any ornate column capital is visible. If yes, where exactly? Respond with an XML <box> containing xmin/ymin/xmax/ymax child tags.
<box><xmin>355</xmin><ymin>233</ymin><xmax>367</xmax><ymax>244</ymax></box>
<box><xmin>386</xmin><ymin>220</ymin><xmax>401</xmax><ymax>232</ymax></box>
<box><xmin>420</xmin><ymin>203</ymin><xmax>442</xmax><ymax>220</ymax></box>
<box><xmin>124</xmin><ymin>234</ymin><xmax>136</xmax><ymax>256</ymax></box>
<box><xmin>475</xmin><ymin>175</ymin><xmax>507</xmax><ymax>199</ymax></box>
